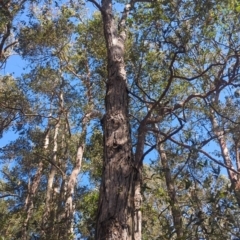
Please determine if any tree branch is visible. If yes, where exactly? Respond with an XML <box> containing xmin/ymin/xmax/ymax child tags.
<box><xmin>0</xmin><ymin>193</ymin><xmax>20</xmax><ymax>198</ymax></box>
<box><xmin>87</xmin><ymin>0</ymin><xmax>103</xmax><ymax>13</ymax></box>
<box><xmin>161</xmin><ymin>132</ymin><xmax>240</xmax><ymax>175</ymax></box>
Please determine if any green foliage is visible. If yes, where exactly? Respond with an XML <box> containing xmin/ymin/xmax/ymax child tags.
<box><xmin>84</xmin><ymin>129</ymin><xmax>103</xmax><ymax>183</ymax></box>
<box><xmin>0</xmin><ymin>75</ymin><xmax>28</xmax><ymax>136</ymax></box>
<box><xmin>77</xmin><ymin>190</ymin><xmax>99</xmax><ymax>239</ymax></box>
<box><xmin>0</xmin><ymin>0</ymin><xmax>240</xmax><ymax>239</ymax></box>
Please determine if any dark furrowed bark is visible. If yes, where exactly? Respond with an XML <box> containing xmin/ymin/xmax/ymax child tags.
<box><xmin>95</xmin><ymin>0</ymin><xmax>141</xmax><ymax>238</ymax></box>
<box><xmin>95</xmin><ymin>39</ymin><xmax>136</xmax><ymax>240</ymax></box>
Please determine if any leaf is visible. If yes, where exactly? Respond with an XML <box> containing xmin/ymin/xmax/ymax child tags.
<box><xmin>236</xmin><ymin>5</ymin><xmax>240</xmax><ymax>12</ymax></box>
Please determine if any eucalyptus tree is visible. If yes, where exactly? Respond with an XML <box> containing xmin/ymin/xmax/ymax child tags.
<box><xmin>206</xmin><ymin>92</ymin><xmax>240</xmax><ymax>207</ymax></box>
<box><xmin>142</xmin><ymin>156</ymin><xmax>240</xmax><ymax>239</ymax></box>
<box><xmin>193</xmin><ymin>1</ymin><xmax>240</xmax><ymax>207</ymax></box>
<box><xmin>0</xmin><ymin>0</ymin><xmax>29</xmax><ymax>67</ymax></box>
<box><xmin>1</xmin><ymin>1</ymin><xmax>103</xmax><ymax>239</ymax></box>
<box><xmin>0</xmin><ymin>0</ymin><xmax>45</xmax><ymax>139</ymax></box>
<box><xmin>18</xmin><ymin>6</ymin><xmax>105</xmax><ymax>240</ymax></box>
<box><xmin>0</xmin><ymin>75</ymin><xmax>29</xmax><ymax>137</ymax></box>
<box><xmin>86</xmin><ymin>0</ymin><xmax>240</xmax><ymax>238</ymax></box>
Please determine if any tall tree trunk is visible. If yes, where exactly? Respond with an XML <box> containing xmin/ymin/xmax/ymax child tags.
<box><xmin>210</xmin><ymin>111</ymin><xmax>240</xmax><ymax>206</ymax></box>
<box><xmin>157</xmin><ymin>135</ymin><xmax>183</xmax><ymax>239</ymax></box>
<box><xmin>235</xmin><ymin>140</ymin><xmax>240</xmax><ymax>173</ymax></box>
<box><xmin>95</xmin><ymin>1</ymin><xmax>141</xmax><ymax>239</ymax></box>
<box><xmin>57</xmin><ymin>144</ymin><xmax>84</xmax><ymax>240</ymax></box>
<box><xmin>22</xmin><ymin>127</ymin><xmax>50</xmax><ymax>240</ymax></box>
<box><xmin>55</xmin><ymin>70</ymin><xmax>98</xmax><ymax>238</ymax></box>
<box><xmin>41</xmin><ymin>120</ymin><xmax>60</xmax><ymax>238</ymax></box>
<box><xmin>41</xmin><ymin>89</ymin><xmax>66</xmax><ymax>239</ymax></box>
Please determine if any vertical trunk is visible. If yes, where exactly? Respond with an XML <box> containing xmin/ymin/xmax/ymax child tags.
<box><xmin>157</xmin><ymin>137</ymin><xmax>183</xmax><ymax>239</ymax></box>
<box><xmin>56</xmin><ymin>62</ymin><xmax>97</xmax><ymax>238</ymax></box>
<box><xmin>96</xmin><ymin>1</ymin><xmax>141</xmax><ymax>239</ymax></box>
<box><xmin>235</xmin><ymin>141</ymin><xmax>240</xmax><ymax>203</ymax></box>
<box><xmin>57</xmin><ymin>144</ymin><xmax>84</xmax><ymax>240</ymax></box>
<box><xmin>210</xmin><ymin>111</ymin><xmax>240</xmax><ymax>206</ymax></box>
<box><xmin>55</xmin><ymin>62</ymin><xmax>97</xmax><ymax>238</ymax></box>
<box><xmin>55</xmin><ymin>122</ymin><xmax>68</xmax><ymax>239</ymax></box>
<box><xmin>133</xmin><ymin>123</ymin><xmax>147</xmax><ymax>240</ymax></box>
<box><xmin>22</xmin><ymin>128</ymin><xmax>50</xmax><ymax>240</ymax></box>
<box><xmin>65</xmin><ymin>145</ymin><xmax>84</xmax><ymax>233</ymax></box>
<box><xmin>41</xmin><ymin>90</ymin><xmax>65</xmax><ymax>239</ymax></box>
<box><xmin>41</xmin><ymin>120</ymin><xmax>60</xmax><ymax>237</ymax></box>
<box><xmin>235</xmin><ymin>140</ymin><xmax>240</xmax><ymax>173</ymax></box>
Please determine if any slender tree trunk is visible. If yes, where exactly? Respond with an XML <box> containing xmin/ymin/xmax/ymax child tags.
<box><xmin>235</xmin><ymin>141</ymin><xmax>240</xmax><ymax>172</ymax></box>
<box><xmin>41</xmin><ymin>120</ymin><xmax>60</xmax><ymax>238</ymax></box>
<box><xmin>157</xmin><ymin>136</ymin><xmax>183</xmax><ymax>239</ymax></box>
<box><xmin>41</xmin><ymin>89</ymin><xmax>66</xmax><ymax>239</ymax></box>
<box><xmin>210</xmin><ymin>111</ymin><xmax>240</xmax><ymax>206</ymax></box>
<box><xmin>234</xmin><ymin>140</ymin><xmax>240</xmax><ymax>203</ymax></box>
<box><xmin>58</xmin><ymin>113</ymin><xmax>89</xmax><ymax>238</ymax></box>
<box><xmin>57</xmin><ymin>143</ymin><xmax>84</xmax><ymax>240</ymax></box>
<box><xmin>22</xmin><ymin>127</ymin><xmax>50</xmax><ymax>240</ymax></box>
<box><xmin>95</xmin><ymin>1</ymin><xmax>141</xmax><ymax>239</ymax></box>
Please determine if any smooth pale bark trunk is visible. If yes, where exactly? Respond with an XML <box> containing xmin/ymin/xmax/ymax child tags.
<box><xmin>133</xmin><ymin>122</ymin><xmax>147</xmax><ymax>240</ymax></box>
<box><xmin>22</xmin><ymin>128</ymin><xmax>50</xmax><ymax>240</ymax></box>
<box><xmin>41</xmin><ymin>90</ymin><xmax>65</xmax><ymax>238</ymax></box>
<box><xmin>96</xmin><ymin>1</ymin><xmax>141</xmax><ymax>239</ymax></box>
<box><xmin>210</xmin><ymin>111</ymin><xmax>240</xmax><ymax>206</ymax></box>
<box><xmin>235</xmin><ymin>140</ymin><xmax>240</xmax><ymax>172</ymax></box>
<box><xmin>157</xmin><ymin>137</ymin><xmax>183</xmax><ymax>239</ymax></box>
<box><xmin>57</xmin><ymin>144</ymin><xmax>84</xmax><ymax>240</ymax></box>
<box><xmin>57</xmin><ymin>112</ymin><xmax>91</xmax><ymax>238</ymax></box>
<box><xmin>55</xmin><ymin>67</ymin><xmax>97</xmax><ymax>238</ymax></box>
<box><xmin>55</xmin><ymin>123</ymin><xmax>69</xmax><ymax>239</ymax></box>
<box><xmin>55</xmin><ymin>110</ymin><xmax>97</xmax><ymax>238</ymax></box>
<box><xmin>41</xmin><ymin>120</ymin><xmax>60</xmax><ymax>237</ymax></box>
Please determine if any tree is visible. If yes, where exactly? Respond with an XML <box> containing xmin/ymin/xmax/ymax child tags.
<box><xmin>92</xmin><ymin>0</ymin><xmax>240</xmax><ymax>238</ymax></box>
<box><xmin>1</xmin><ymin>2</ymin><xmax>103</xmax><ymax>239</ymax></box>
<box><xmin>89</xmin><ymin>0</ymin><xmax>142</xmax><ymax>238</ymax></box>
<box><xmin>0</xmin><ymin>0</ymin><xmax>28</xmax><ymax>67</ymax></box>
<box><xmin>1</xmin><ymin>0</ymin><xmax>240</xmax><ymax>239</ymax></box>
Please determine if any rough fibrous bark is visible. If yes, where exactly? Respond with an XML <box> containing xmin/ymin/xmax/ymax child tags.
<box><xmin>95</xmin><ymin>0</ymin><xmax>141</xmax><ymax>239</ymax></box>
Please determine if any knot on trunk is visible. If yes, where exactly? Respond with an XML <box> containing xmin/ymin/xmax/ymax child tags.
<box><xmin>111</xmin><ymin>38</ymin><xmax>124</xmax><ymax>63</ymax></box>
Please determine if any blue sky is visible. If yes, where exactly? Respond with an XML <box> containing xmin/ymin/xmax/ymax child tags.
<box><xmin>0</xmin><ymin>55</ymin><xmax>26</xmax><ymax>146</ymax></box>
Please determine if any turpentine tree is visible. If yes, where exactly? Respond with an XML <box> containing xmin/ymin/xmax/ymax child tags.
<box><xmin>91</xmin><ymin>0</ymin><xmax>240</xmax><ymax>238</ymax></box>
